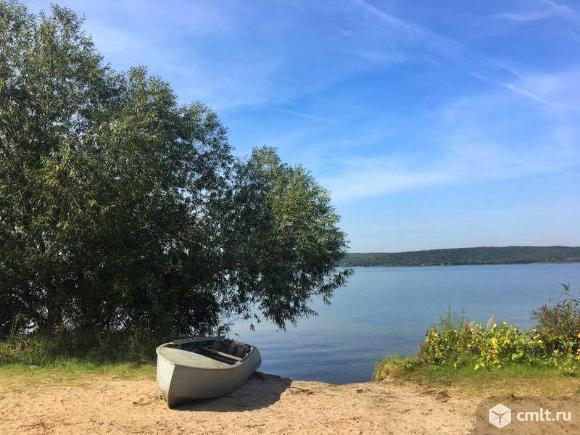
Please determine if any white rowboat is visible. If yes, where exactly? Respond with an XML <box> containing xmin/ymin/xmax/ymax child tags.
<box><xmin>156</xmin><ymin>336</ymin><xmax>261</xmax><ymax>408</ymax></box>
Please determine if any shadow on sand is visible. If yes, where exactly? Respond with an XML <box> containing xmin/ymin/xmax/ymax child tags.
<box><xmin>175</xmin><ymin>372</ymin><xmax>292</xmax><ymax>412</ymax></box>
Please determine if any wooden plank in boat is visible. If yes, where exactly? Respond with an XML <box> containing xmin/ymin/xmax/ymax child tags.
<box><xmin>203</xmin><ymin>347</ymin><xmax>242</xmax><ymax>361</ymax></box>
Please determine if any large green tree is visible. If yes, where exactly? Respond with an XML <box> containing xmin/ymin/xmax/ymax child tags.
<box><xmin>0</xmin><ymin>1</ymin><xmax>349</xmax><ymax>340</ymax></box>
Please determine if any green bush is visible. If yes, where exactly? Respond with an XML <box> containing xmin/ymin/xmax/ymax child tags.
<box><xmin>532</xmin><ymin>284</ymin><xmax>580</xmax><ymax>342</ymax></box>
<box><xmin>0</xmin><ymin>328</ymin><xmax>162</xmax><ymax>366</ymax></box>
<box><xmin>407</xmin><ymin>287</ymin><xmax>580</xmax><ymax>376</ymax></box>
<box><xmin>417</xmin><ymin>320</ymin><xmax>579</xmax><ymax>374</ymax></box>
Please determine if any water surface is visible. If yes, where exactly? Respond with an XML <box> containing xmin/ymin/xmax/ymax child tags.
<box><xmin>231</xmin><ymin>263</ymin><xmax>580</xmax><ymax>383</ymax></box>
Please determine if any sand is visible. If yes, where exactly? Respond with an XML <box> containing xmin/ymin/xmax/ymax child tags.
<box><xmin>2</xmin><ymin>371</ymin><xmax>580</xmax><ymax>434</ymax></box>
<box><xmin>0</xmin><ymin>372</ymin><xmax>479</xmax><ymax>434</ymax></box>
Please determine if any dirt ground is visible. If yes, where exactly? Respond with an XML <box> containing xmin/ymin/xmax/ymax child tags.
<box><xmin>0</xmin><ymin>372</ymin><xmax>578</xmax><ymax>434</ymax></box>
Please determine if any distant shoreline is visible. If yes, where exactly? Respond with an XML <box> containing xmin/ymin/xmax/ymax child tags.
<box><xmin>340</xmin><ymin>246</ymin><xmax>580</xmax><ymax>268</ymax></box>
<box><xmin>346</xmin><ymin>260</ymin><xmax>580</xmax><ymax>268</ymax></box>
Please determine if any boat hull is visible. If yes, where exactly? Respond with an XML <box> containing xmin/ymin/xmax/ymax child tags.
<box><xmin>156</xmin><ymin>339</ymin><xmax>261</xmax><ymax>408</ymax></box>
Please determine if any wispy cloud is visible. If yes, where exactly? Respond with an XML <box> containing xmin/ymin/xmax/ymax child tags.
<box><xmin>352</xmin><ymin>0</ymin><xmax>463</xmax><ymax>59</ymax></box>
<box><xmin>468</xmin><ymin>72</ymin><xmax>552</xmax><ymax>105</ymax></box>
<box><xmin>322</xmin><ymin>68</ymin><xmax>580</xmax><ymax>202</ymax></box>
<box><xmin>350</xmin><ymin>0</ymin><xmax>580</xmax><ymax>117</ymax></box>
<box><xmin>351</xmin><ymin>0</ymin><xmax>548</xmax><ymax>104</ymax></box>
<box><xmin>28</xmin><ymin>0</ymin><xmax>566</xmax><ymax>112</ymax></box>
<box><xmin>352</xmin><ymin>0</ymin><xmax>428</xmax><ymax>38</ymax></box>
<box><xmin>321</xmin><ymin>156</ymin><xmax>452</xmax><ymax>202</ymax></box>
<box><xmin>493</xmin><ymin>0</ymin><xmax>580</xmax><ymax>24</ymax></box>
<box><xmin>499</xmin><ymin>83</ymin><xmax>552</xmax><ymax>104</ymax></box>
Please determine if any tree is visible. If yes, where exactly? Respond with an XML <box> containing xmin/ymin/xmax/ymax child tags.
<box><xmin>225</xmin><ymin>147</ymin><xmax>350</xmax><ymax>328</ymax></box>
<box><xmin>0</xmin><ymin>1</ymin><xmax>349</xmax><ymax>341</ymax></box>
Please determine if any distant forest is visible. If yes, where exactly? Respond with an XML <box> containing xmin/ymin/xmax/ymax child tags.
<box><xmin>340</xmin><ymin>246</ymin><xmax>580</xmax><ymax>267</ymax></box>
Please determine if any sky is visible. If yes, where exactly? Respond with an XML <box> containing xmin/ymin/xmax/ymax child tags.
<box><xmin>26</xmin><ymin>0</ymin><xmax>580</xmax><ymax>252</ymax></box>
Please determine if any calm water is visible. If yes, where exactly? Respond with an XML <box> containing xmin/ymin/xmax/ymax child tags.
<box><xmin>231</xmin><ymin>263</ymin><xmax>580</xmax><ymax>384</ymax></box>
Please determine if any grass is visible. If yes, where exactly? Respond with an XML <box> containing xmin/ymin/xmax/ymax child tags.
<box><xmin>0</xmin><ymin>329</ymin><xmax>160</xmax><ymax>364</ymax></box>
<box><xmin>0</xmin><ymin>360</ymin><xmax>155</xmax><ymax>380</ymax></box>
<box><xmin>0</xmin><ymin>332</ymin><xmax>157</xmax><ymax>389</ymax></box>
<box><xmin>0</xmin><ymin>360</ymin><xmax>155</xmax><ymax>394</ymax></box>
<box><xmin>375</xmin><ymin>356</ymin><xmax>580</xmax><ymax>398</ymax></box>
<box><xmin>0</xmin><ymin>359</ymin><xmax>156</xmax><ymax>396</ymax></box>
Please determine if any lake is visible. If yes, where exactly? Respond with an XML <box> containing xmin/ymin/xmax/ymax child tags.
<box><xmin>231</xmin><ymin>263</ymin><xmax>580</xmax><ymax>384</ymax></box>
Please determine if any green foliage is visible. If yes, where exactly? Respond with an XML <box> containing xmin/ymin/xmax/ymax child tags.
<box><xmin>0</xmin><ymin>1</ymin><xmax>349</xmax><ymax>342</ymax></box>
<box><xmin>418</xmin><ymin>320</ymin><xmax>579</xmax><ymax>374</ymax></box>
<box><xmin>0</xmin><ymin>359</ymin><xmax>155</xmax><ymax>381</ymax></box>
<box><xmin>378</xmin><ymin>287</ymin><xmax>580</xmax><ymax>378</ymax></box>
<box><xmin>375</xmin><ymin>355</ymin><xmax>571</xmax><ymax>386</ymax></box>
<box><xmin>342</xmin><ymin>246</ymin><xmax>580</xmax><ymax>267</ymax></box>
<box><xmin>532</xmin><ymin>284</ymin><xmax>580</xmax><ymax>342</ymax></box>
<box><xmin>0</xmin><ymin>329</ymin><xmax>159</xmax><ymax>365</ymax></box>
<box><xmin>226</xmin><ymin>147</ymin><xmax>350</xmax><ymax>328</ymax></box>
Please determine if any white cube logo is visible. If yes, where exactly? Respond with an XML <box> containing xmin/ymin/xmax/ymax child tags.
<box><xmin>489</xmin><ymin>403</ymin><xmax>511</xmax><ymax>429</ymax></box>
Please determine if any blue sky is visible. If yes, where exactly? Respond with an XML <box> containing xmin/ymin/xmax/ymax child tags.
<box><xmin>27</xmin><ymin>0</ymin><xmax>580</xmax><ymax>251</ymax></box>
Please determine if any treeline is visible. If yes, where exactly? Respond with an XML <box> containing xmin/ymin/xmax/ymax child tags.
<box><xmin>341</xmin><ymin>246</ymin><xmax>580</xmax><ymax>267</ymax></box>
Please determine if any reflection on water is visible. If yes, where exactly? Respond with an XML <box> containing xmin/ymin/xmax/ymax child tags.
<box><xmin>231</xmin><ymin>263</ymin><xmax>580</xmax><ymax>384</ymax></box>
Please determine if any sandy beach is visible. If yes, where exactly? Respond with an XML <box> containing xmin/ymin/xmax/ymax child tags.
<box><xmin>1</xmin><ymin>371</ymin><xmax>579</xmax><ymax>434</ymax></box>
<box><xmin>0</xmin><ymin>372</ymin><xmax>478</xmax><ymax>434</ymax></box>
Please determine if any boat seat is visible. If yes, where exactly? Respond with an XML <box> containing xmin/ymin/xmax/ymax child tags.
<box><xmin>203</xmin><ymin>346</ymin><xmax>242</xmax><ymax>361</ymax></box>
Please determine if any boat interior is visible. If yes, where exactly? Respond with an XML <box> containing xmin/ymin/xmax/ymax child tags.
<box><xmin>169</xmin><ymin>338</ymin><xmax>252</xmax><ymax>365</ymax></box>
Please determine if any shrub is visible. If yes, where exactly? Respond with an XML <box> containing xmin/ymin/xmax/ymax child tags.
<box><xmin>412</xmin><ymin>286</ymin><xmax>580</xmax><ymax>376</ymax></box>
<box><xmin>532</xmin><ymin>284</ymin><xmax>580</xmax><ymax>341</ymax></box>
<box><xmin>0</xmin><ymin>328</ymin><xmax>162</xmax><ymax>366</ymax></box>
